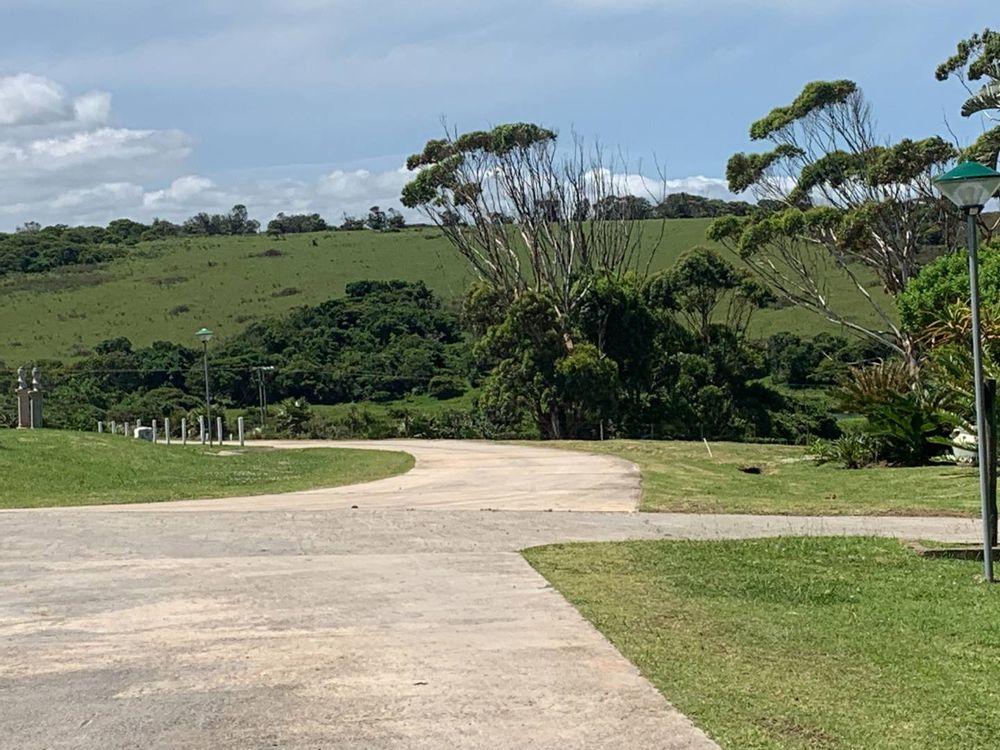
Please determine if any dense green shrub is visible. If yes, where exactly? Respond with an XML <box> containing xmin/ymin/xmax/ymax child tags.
<box><xmin>219</xmin><ymin>280</ymin><xmax>470</xmax><ymax>405</ymax></box>
<box><xmin>272</xmin><ymin>398</ymin><xmax>313</xmax><ymax>437</ymax></box>
<box><xmin>897</xmin><ymin>243</ymin><xmax>1000</xmax><ymax>332</ymax></box>
<box><xmin>427</xmin><ymin>374</ymin><xmax>467</xmax><ymax>400</ymax></box>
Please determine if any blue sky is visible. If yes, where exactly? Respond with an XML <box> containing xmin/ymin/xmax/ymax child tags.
<box><xmin>0</xmin><ymin>0</ymin><xmax>992</xmax><ymax>229</ymax></box>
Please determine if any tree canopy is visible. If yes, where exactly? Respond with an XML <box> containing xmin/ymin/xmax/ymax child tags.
<box><xmin>708</xmin><ymin>79</ymin><xmax>958</xmax><ymax>362</ymax></box>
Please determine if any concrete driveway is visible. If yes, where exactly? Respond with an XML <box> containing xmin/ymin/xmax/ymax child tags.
<box><xmin>0</xmin><ymin>440</ymin><xmax>980</xmax><ymax>749</ymax></box>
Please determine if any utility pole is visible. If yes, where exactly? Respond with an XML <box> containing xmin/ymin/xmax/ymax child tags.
<box><xmin>254</xmin><ymin>365</ymin><xmax>276</xmax><ymax>429</ymax></box>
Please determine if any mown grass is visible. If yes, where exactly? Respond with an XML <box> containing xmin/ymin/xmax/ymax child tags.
<box><xmin>560</xmin><ymin>440</ymin><xmax>979</xmax><ymax>516</ymax></box>
<box><xmin>525</xmin><ymin>537</ymin><xmax>1000</xmax><ymax>750</ymax></box>
<box><xmin>0</xmin><ymin>429</ymin><xmax>413</xmax><ymax>508</ymax></box>
<box><xmin>0</xmin><ymin>220</ymin><xmax>890</xmax><ymax>361</ymax></box>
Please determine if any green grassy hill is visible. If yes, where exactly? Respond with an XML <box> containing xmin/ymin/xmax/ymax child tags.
<box><xmin>0</xmin><ymin>220</ymin><xmax>891</xmax><ymax>362</ymax></box>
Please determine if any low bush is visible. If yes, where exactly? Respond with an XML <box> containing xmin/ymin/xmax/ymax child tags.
<box><xmin>809</xmin><ymin>431</ymin><xmax>882</xmax><ymax>469</ymax></box>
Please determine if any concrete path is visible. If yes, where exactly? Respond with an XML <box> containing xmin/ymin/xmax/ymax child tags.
<box><xmin>94</xmin><ymin>440</ymin><xmax>643</xmax><ymax>513</ymax></box>
<box><xmin>0</xmin><ymin>440</ymin><xmax>980</xmax><ymax>749</ymax></box>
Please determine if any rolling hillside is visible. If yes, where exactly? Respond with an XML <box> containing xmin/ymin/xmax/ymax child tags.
<box><xmin>0</xmin><ymin>220</ymin><xmax>891</xmax><ymax>362</ymax></box>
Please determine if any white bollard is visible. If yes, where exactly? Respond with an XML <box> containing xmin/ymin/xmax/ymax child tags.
<box><xmin>124</xmin><ymin>421</ymin><xmax>131</xmax><ymax>437</ymax></box>
<box><xmin>216</xmin><ymin>417</ymin><xmax>224</xmax><ymax>445</ymax></box>
<box><xmin>110</xmin><ymin>420</ymin><xmax>116</xmax><ymax>435</ymax></box>
<box><xmin>98</xmin><ymin>421</ymin><xmax>104</xmax><ymax>433</ymax></box>
<box><xmin>182</xmin><ymin>418</ymin><xmax>188</xmax><ymax>446</ymax></box>
<box><xmin>152</xmin><ymin>419</ymin><xmax>158</xmax><ymax>443</ymax></box>
<box><xmin>165</xmin><ymin>418</ymin><xmax>171</xmax><ymax>445</ymax></box>
<box><xmin>199</xmin><ymin>416</ymin><xmax>206</xmax><ymax>445</ymax></box>
<box><xmin>238</xmin><ymin>416</ymin><xmax>245</xmax><ymax>447</ymax></box>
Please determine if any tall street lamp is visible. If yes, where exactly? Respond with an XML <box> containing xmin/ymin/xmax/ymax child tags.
<box><xmin>934</xmin><ymin>160</ymin><xmax>1000</xmax><ymax>582</ymax></box>
<box><xmin>196</xmin><ymin>327</ymin><xmax>214</xmax><ymax>446</ymax></box>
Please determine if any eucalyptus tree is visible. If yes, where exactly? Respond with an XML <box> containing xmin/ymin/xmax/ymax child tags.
<box><xmin>401</xmin><ymin>122</ymin><xmax>665</xmax><ymax>438</ymax></box>
<box><xmin>708</xmin><ymin>81</ymin><xmax>957</xmax><ymax>364</ymax></box>
<box><xmin>401</xmin><ymin>123</ymin><xmax>662</xmax><ymax>336</ymax></box>
<box><xmin>937</xmin><ymin>29</ymin><xmax>1000</xmax><ymax>240</ymax></box>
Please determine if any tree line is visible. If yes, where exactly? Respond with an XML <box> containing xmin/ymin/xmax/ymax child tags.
<box><xmin>0</xmin><ymin>192</ymin><xmax>761</xmax><ymax>279</ymax></box>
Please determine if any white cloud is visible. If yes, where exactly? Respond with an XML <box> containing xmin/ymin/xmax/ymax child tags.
<box><xmin>0</xmin><ymin>74</ymin><xmax>117</xmax><ymax>129</ymax></box>
<box><xmin>0</xmin><ymin>73</ymin><xmax>197</xmax><ymax>227</ymax></box>
<box><xmin>587</xmin><ymin>167</ymin><xmax>740</xmax><ymax>202</ymax></box>
<box><xmin>0</xmin><ymin>74</ymin><xmax>70</xmax><ymax>126</ymax></box>
<box><xmin>143</xmin><ymin>175</ymin><xmax>215</xmax><ymax>208</ymax></box>
<box><xmin>72</xmin><ymin>91</ymin><xmax>112</xmax><ymax>125</ymax></box>
<box><xmin>0</xmin><ymin>71</ymin><xmax>741</xmax><ymax>230</ymax></box>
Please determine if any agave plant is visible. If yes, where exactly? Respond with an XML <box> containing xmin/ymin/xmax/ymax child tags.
<box><xmin>835</xmin><ymin>359</ymin><xmax>917</xmax><ymax>414</ymax></box>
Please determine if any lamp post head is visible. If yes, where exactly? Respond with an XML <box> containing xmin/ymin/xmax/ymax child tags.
<box><xmin>195</xmin><ymin>327</ymin><xmax>214</xmax><ymax>344</ymax></box>
<box><xmin>934</xmin><ymin>161</ymin><xmax>1000</xmax><ymax>213</ymax></box>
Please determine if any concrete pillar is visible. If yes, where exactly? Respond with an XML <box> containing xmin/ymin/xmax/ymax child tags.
<box><xmin>182</xmin><ymin>418</ymin><xmax>188</xmax><ymax>446</ymax></box>
<box><xmin>124</xmin><ymin>421</ymin><xmax>131</xmax><ymax>437</ymax></box>
<box><xmin>152</xmin><ymin>419</ymin><xmax>158</xmax><ymax>443</ymax></box>
<box><xmin>238</xmin><ymin>417</ymin><xmax>245</xmax><ymax>447</ymax></box>
<box><xmin>98</xmin><ymin>421</ymin><xmax>104</xmax><ymax>433</ymax></box>
<box><xmin>165</xmin><ymin>418</ymin><xmax>172</xmax><ymax>445</ymax></box>
<box><xmin>199</xmin><ymin>416</ymin><xmax>206</xmax><ymax>444</ymax></box>
<box><xmin>216</xmin><ymin>416</ymin><xmax>224</xmax><ymax>446</ymax></box>
<box><xmin>15</xmin><ymin>367</ymin><xmax>30</xmax><ymax>428</ymax></box>
<box><xmin>110</xmin><ymin>420</ymin><xmax>117</xmax><ymax>435</ymax></box>
<box><xmin>28</xmin><ymin>367</ymin><xmax>43</xmax><ymax>429</ymax></box>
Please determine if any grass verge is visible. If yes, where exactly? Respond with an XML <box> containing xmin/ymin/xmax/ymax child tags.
<box><xmin>525</xmin><ymin>537</ymin><xmax>1000</xmax><ymax>750</ymax></box>
<box><xmin>0</xmin><ymin>429</ymin><xmax>413</xmax><ymax>508</ymax></box>
<box><xmin>558</xmin><ymin>440</ymin><xmax>979</xmax><ymax>516</ymax></box>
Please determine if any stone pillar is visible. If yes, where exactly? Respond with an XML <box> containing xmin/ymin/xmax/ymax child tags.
<box><xmin>165</xmin><ymin>418</ymin><xmax>172</xmax><ymax>445</ymax></box>
<box><xmin>152</xmin><ymin>419</ymin><xmax>158</xmax><ymax>443</ymax></box>
<box><xmin>182</xmin><ymin>418</ymin><xmax>188</xmax><ymax>445</ymax></box>
<box><xmin>16</xmin><ymin>367</ymin><xmax>30</xmax><ymax>429</ymax></box>
<box><xmin>199</xmin><ymin>416</ymin><xmax>206</xmax><ymax>444</ymax></box>
<box><xmin>29</xmin><ymin>368</ymin><xmax>43</xmax><ymax>429</ymax></box>
<box><xmin>216</xmin><ymin>417</ymin><xmax>223</xmax><ymax>445</ymax></box>
<box><xmin>98</xmin><ymin>421</ymin><xmax>104</xmax><ymax>433</ymax></box>
<box><xmin>238</xmin><ymin>416</ymin><xmax>245</xmax><ymax>447</ymax></box>
<box><xmin>110</xmin><ymin>420</ymin><xmax>117</xmax><ymax>435</ymax></box>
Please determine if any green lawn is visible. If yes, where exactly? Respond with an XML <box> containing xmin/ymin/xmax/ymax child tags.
<box><xmin>525</xmin><ymin>537</ymin><xmax>1000</xmax><ymax>750</ymax></box>
<box><xmin>559</xmin><ymin>440</ymin><xmax>979</xmax><ymax>516</ymax></box>
<box><xmin>0</xmin><ymin>429</ymin><xmax>413</xmax><ymax>508</ymax></box>
<box><xmin>0</xmin><ymin>220</ymin><xmax>889</xmax><ymax>361</ymax></box>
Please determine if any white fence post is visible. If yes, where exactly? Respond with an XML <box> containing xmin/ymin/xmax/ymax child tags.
<box><xmin>199</xmin><ymin>416</ymin><xmax>206</xmax><ymax>445</ymax></box>
<box><xmin>216</xmin><ymin>417</ymin><xmax>223</xmax><ymax>446</ymax></box>
<box><xmin>238</xmin><ymin>417</ymin><xmax>245</xmax><ymax>447</ymax></box>
<box><xmin>165</xmin><ymin>417</ymin><xmax>171</xmax><ymax>445</ymax></box>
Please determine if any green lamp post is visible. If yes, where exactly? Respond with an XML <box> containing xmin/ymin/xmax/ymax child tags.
<box><xmin>196</xmin><ymin>327</ymin><xmax>214</xmax><ymax>446</ymax></box>
<box><xmin>934</xmin><ymin>161</ymin><xmax>1000</xmax><ymax>582</ymax></box>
